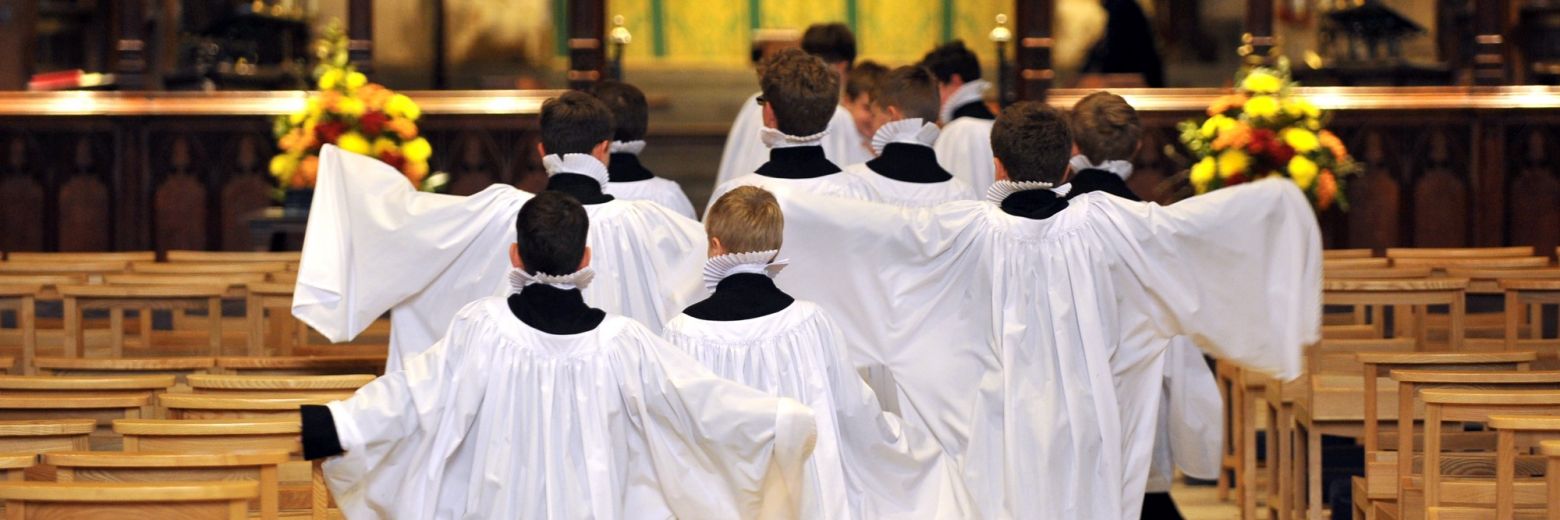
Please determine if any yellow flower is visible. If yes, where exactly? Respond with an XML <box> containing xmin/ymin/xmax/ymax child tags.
<box><xmin>1295</xmin><ymin>98</ymin><xmax>1320</xmax><ymax>119</ymax></box>
<box><xmin>346</xmin><ymin>71</ymin><xmax>368</xmax><ymax>90</ymax></box>
<box><xmin>1217</xmin><ymin>149</ymin><xmax>1249</xmax><ymax>179</ymax></box>
<box><xmin>402</xmin><ymin>137</ymin><xmax>432</xmax><ymax>162</ymax></box>
<box><xmin>268</xmin><ymin>153</ymin><xmax>298</xmax><ymax>178</ymax></box>
<box><xmin>336</xmin><ymin>132</ymin><xmax>371</xmax><ymax>155</ymax></box>
<box><xmin>317</xmin><ymin>69</ymin><xmax>343</xmax><ymax>91</ymax></box>
<box><xmin>1244</xmin><ymin>95</ymin><xmax>1279</xmax><ymax>119</ymax></box>
<box><xmin>335</xmin><ymin>97</ymin><xmax>366</xmax><ymax>118</ymax></box>
<box><xmin>372</xmin><ymin>137</ymin><xmax>399</xmax><ymax>156</ymax></box>
<box><xmin>287</xmin><ymin>110</ymin><xmax>306</xmax><ymax>126</ymax></box>
<box><xmin>386</xmin><ymin>94</ymin><xmax>421</xmax><ymax>120</ymax></box>
<box><xmin>1242</xmin><ymin>71</ymin><xmax>1282</xmax><ymax>94</ymax></box>
<box><xmin>305</xmin><ymin>97</ymin><xmax>322</xmax><ymax>116</ymax></box>
<box><xmin>1200</xmin><ymin>115</ymin><xmax>1236</xmax><ymax>139</ymax></box>
<box><xmin>1282</xmin><ymin>128</ymin><xmax>1320</xmax><ymax>152</ymax></box>
<box><xmin>1289</xmin><ymin>155</ymin><xmax>1319</xmax><ymax>189</ymax></box>
<box><xmin>1190</xmin><ymin>157</ymin><xmax>1216</xmax><ymax>192</ymax></box>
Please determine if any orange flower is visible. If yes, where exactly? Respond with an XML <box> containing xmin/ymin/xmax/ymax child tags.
<box><xmin>1211</xmin><ymin>122</ymin><xmax>1252</xmax><ymax>151</ymax></box>
<box><xmin>297</xmin><ymin>155</ymin><xmax>320</xmax><ymax>187</ymax></box>
<box><xmin>1315</xmin><ymin>171</ymin><xmax>1338</xmax><ymax>210</ymax></box>
<box><xmin>1318</xmin><ymin>130</ymin><xmax>1348</xmax><ymax>160</ymax></box>
<box><xmin>1207</xmin><ymin>93</ymin><xmax>1249</xmax><ymax>116</ymax></box>
<box><xmin>387</xmin><ymin>118</ymin><xmax>419</xmax><ymax>140</ymax></box>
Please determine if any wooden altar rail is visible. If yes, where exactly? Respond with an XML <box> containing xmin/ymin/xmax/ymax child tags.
<box><xmin>0</xmin><ymin>87</ymin><xmax>1556</xmax><ymax>254</ymax></box>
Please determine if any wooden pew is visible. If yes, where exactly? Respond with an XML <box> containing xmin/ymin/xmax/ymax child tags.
<box><xmin>0</xmin><ymin>481</ymin><xmax>258</xmax><ymax>519</ymax></box>
<box><xmin>45</xmin><ymin>450</ymin><xmax>290</xmax><ymax>520</ymax></box>
<box><xmin>216</xmin><ymin>356</ymin><xmax>386</xmax><ymax>376</ymax></box>
<box><xmin>1421</xmin><ymin>389</ymin><xmax>1560</xmax><ymax>515</ymax></box>
<box><xmin>115</xmin><ymin>419</ymin><xmax>326</xmax><ymax>519</ymax></box>
<box><xmin>188</xmin><ymin>374</ymin><xmax>373</xmax><ymax>394</ymax></box>
<box><xmin>159</xmin><ymin>393</ymin><xmax>351</xmax><ymax>421</ymax></box>
<box><xmin>57</xmin><ymin>285</ymin><xmax>226</xmax><ymax>358</ymax></box>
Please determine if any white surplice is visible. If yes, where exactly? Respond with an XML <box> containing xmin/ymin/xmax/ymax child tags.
<box><xmin>769</xmin><ymin>179</ymin><xmax>1321</xmax><ymax>518</ymax></box>
<box><xmin>605</xmin><ymin>177</ymin><xmax>696</xmax><ymax>219</ymax></box>
<box><xmin>932</xmin><ymin>116</ymin><xmax>996</xmax><ymax>197</ymax></box>
<box><xmin>322</xmin><ymin>297</ymin><xmax>818</xmax><ymax>519</ymax></box>
<box><xmin>293</xmin><ymin>145</ymin><xmax>707</xmax><ymax>370</ymax></box>
<box><xmin>716</xmin><ymin>92</ymin><xmax>871</xmax><ymax>190</ymax></box>
<box><xmin>842</xmin><ymin>119</ymin><xmax>976</xmax><ymax>208</ymax></box>
<box><xmin>663</xmin><ymin>294</ymin><xmax>973</xmax><ymax>519</ymax></box>
<box><xmin>1145</xmin><ymin>337</ymin><xmax>1223</xmax><ymax>493</ymax></box>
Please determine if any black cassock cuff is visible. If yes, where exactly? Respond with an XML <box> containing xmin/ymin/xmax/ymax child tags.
<box><xmin>300</xmin><ymin>404</ymin><xmax>345</xmax><ymax>460</ymax></box>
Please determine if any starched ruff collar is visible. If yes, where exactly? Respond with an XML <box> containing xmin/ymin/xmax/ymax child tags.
<box><xmin>870</xmin><ymin>118</ymin><xmax>940</xmax><ymax>156</ymax></box>
<box><xmin>940</xmin><ymin>79</ymin><xmax>991</xmax><ymax>124</ymax></box>
<box><xmin>509</xmin><ymin>266</ymin><xmax>596</xmax><ymax>292</ymax></box>
<box><xmin>542</xmin><ymin>153</ymin><xmax>610</xmax><ymax>189</ymax></box>
<box><xmin>760</xmin><ymin>127</ymin><xmax>830</xmax><ymax>149</ymax></box>
<box><xmin>985</xmin><ymin>180</ymin><xmax>1072</xmax><ymax>203</ymax></box>
<box><xmin>702</xmin><ymin>250</ymin><xmax>788</xmax><ymax>292</ymax></box>
<box><xmin>608</xmin><ymin>140</ymin><xmax>646</xmax><ymax>155</ymax></box>
<box><xmin>1069</xmin><ymin>155</ymin><xmax>1135</xmax><ymax>180</ymax></box>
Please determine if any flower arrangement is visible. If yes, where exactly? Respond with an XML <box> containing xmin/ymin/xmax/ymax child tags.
<box><xmin>1177</xmin><ymin>62</ymin><xmax>1359</xmax><ymax>211</ymax></box>
<box><xmin>269</xmin><ymin>21</ymin><xmax>444</xmax><ymax>195</ymax></box>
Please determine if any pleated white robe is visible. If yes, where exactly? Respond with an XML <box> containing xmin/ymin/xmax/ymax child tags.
<box><xmin>293</xmin><ymin>145</ymin><xmax>707</xmax><ymax>370</ymax></box>
<box><xmin>715</xmin><ymin>92</ymin><xmax>872</xmax><ymax>189</ymax></box>
<box><xmin>840</xmin><ymin>162</ymin><xmax>976</xmax><ymax>208</ymax></box>
<box><xmin>1145</xmin><ymin>337</ymin><xmax>1223</xmax><ymax>493</ymax></box>
<box><xmin>605</xmin><ymin>177</ymin><xmax>697</xmax><ymax>219</ymax></box>
<box><xmin>322</xmin><ymin>298</ymin><xmax>818</xmax><ymax>519</ymax></box>
<box><xmin>662</xmin><ymin>301</ymin><xmax>974</xmax><ymax>519</ymax></box>
<box><xmin>770</xmin><ymin>179</ymin><xmax>1322</xmax><ymax>518</ymax></box>
<box><xmin>931</xmin><ymin>117</ymin><xmax>997</xmax><ymax>196</ymax></box>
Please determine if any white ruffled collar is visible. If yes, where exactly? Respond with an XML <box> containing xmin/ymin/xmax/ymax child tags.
<box><xmin>870</xmin><ymin>118</ymin><xmax>940</xmax><ymax>156</ymax></box>
<box><xmin>609</xmin><ymin>140</ymin><xmax>645</xmax><ymax>156</ymax></box>
<box><xmin>939</xmin><ymin>79</ymin><xmax>992</xmax><ymax>124</ymax></box>
<box><xmin>985</xmin><ymin>180</ymin><xmax>1072</xmax><ymax>203</ymax></box>
<box><xmin>1069</xmin><ymin>155</ymin><xmax>1134</xmax><ymax>180</ymax></box>
<box><xmin>702</xmin><ymin>250</ymin><xmax>788</xmax><ymax>292</ymax></box>
<box><xmin>542</xmin><ymin>153</ymin><xmax>610</xmax><ymax>189</ymax></box>
<box><xmin>760</xmin><ymin>127</ymin><xmax>830</xmax><ymax>149</ymax></box>
<box><xmin>509</xmin><ymin>266</ymin><xmax>596</xmax><ymax>292</ymax></box>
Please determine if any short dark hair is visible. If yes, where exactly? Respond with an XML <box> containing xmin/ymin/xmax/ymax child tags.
<box><xmin>515</xmin><ymin>191</ymin><xmax>590</xmax><ymax>276</ymax></box>
<box><xmin>590</xmin><ymin>80</ymin><xmax>649</xmax><ymax>142</ymax></box>
<box><xmin>759</xmin><ymin>48</ymin><xmax>839</xmax><ymax>136</ymax></box>
<box><xmin>801</xmin><ymin>23</ymin><xmax>856</xmax><ymax>66</ymax></box>
<box><xmin>991</xmin><ymin>102</ymin><xmax>1073</xmax><ymax>183</ymax></box>
<box><xmin>920</xmin><ymin>40</ymin><xmax>982</xmax><ymax>84</ymax></box>
<box><xmin>871</xmin><ymin>66</ymin><xmax>941</xmax><ymax>122</ymax></box>
<box><xmin>539</xmin><ymin>91</ymin><xmax>614</xmax><ymax>155</ymax></box>
<box><xmin>1070</xmin><ymin>91</ymin><xmax>1141</xmax><ymax>163</ymax></box>
<box><xmin>845</xmin><ymin>61</ymin><xmax>888</xmax><ymax>101</ymax></box>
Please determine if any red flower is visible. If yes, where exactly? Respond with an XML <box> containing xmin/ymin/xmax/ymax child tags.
<box><xmin>378</xmin><ymin>150</ymin><xmax>407</xmax><ymax>172</ymax></box>
<box><xmin>315</xmin><ymin>121</ymin><xmax>347</xmax><ymax>145</ymax></box>
<box><xmin>360</xmin><ymin>111</ymin><xmax>389</xmax><ymax>136</ymax></box>
<box><xmin>1270</xmin><ymin>142</ymin><xmax>1297</xmax><ymax>166</ymax></box>
<box><xmin>1225</xmin><ymin>172</ymin><xmax>1249</xmax><ymax>187</ymax></box>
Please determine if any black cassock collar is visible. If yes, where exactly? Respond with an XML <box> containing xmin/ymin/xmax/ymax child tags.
<box><xmin>607</xmin><ymin>153</ymin><xmax>655</xmax><ymax>183</ymax></box>
<box><xmin>865</xmin><ymin>143</ymin><xmax>953</xmax><ymax>184</ymax></box>
<box><xmin>1065</xmin><ymin>169</ymin><xmax>1141</xmax><ymax>202</ymax></box>
<box><xmin>1000</xmin><ymin>188</ymin><xmax>1070</xmax><ymax>220</ymax></box>
<box><xmin>545</xmin><ymin>173</ymin><xmax>615</xmax><ymax>204</ymax></box>
<box><xmin>754</xmin><ymin>146</ymin><xmax>842</xmax><ymax>179</ymax></box>
<box><xmin>508</xmin><ymin>283</ymin><xmax>606</xmax><ymax>335</ymax></box>
<box><xmin>951</xmin><ymin>101</ymin><xmax>996</xmax><ymax>121</ymax></box>
<box><xmin>681</xmin><ymin>273</ymin><xmax>795</xmax><ymax>321</ymax></box>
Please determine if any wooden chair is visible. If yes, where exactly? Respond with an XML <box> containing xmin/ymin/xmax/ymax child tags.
<box><xmin>0</xmin><ymin>262</ymin><xmax>127</xmax><ymax>280</ymax></box>
<box><xmin>165</xmin><ymin>251</ymin><xmax>301</xmax><ymax>263</ymax></box>
<box><xmin>0</xmin><ymin>481</ymin><xmax>258</xmax><ymax>519</ymax></box>
<box><xmin>0</xmin><ymin>420</ymin><xmax>92</xmax><ymax>453</ymax></box>
<box><xmin>188</xmin><ymin>374</ymin><xmax>373</xmax><ymax>394</ymax></box>
<box><xmin>0</xmin><ymin>287</ymin><xmax>36</xmax><ymax>376</ymax></box>
<box><xmin>45</xmin><ymin>450</ymin><xmax>291</xmax><ymax>520</ymax></box>
<box><xmin>1421</xmin><ymin>388</ymin><xmax>1560</xmax><ymax>516</ymax></box>
<box><xmin>1445</xmin><ymin>268</ymin><xmax>1560</xmax><ymax>350</ymax></box>
<box><xmin>216</xmin><ymin>355</ymin><xmax>386</xmax><ymax>376</ymax></box>
<box><xmin>129</xmin><ymin>261</ymin><xmax>290</xmax><ymax>276</ymax></box>
<box><xmin>1324</xmin><ymin>278</ymin><xmax>1469</xmax><ymax>350</ymax></box>
<box><xmin>159</xmin><ymin>393</ymin><xmax>351</xmax><ymax>421</ymax></box>
<box><xmin>1543</xmin><ymin>439</ymin><xmax>1560</xmax><ymax>520</ymax></box>
<box><xmin>1326</xmin><ymin>258</ymin><xmax>1391</xmax><ymax>270</ymax></box>
<box><xmin>0</xmin><ymin>394</ymin><xmax>149</xmax><ymax>450</ymax></box>
<box><xmin>58</xmin><ymin>284</ymin><xmax>225</xmax><ymax>358</ymax></box>
<box><xmin>246</xmin><ymin>283</ymin><xmax>305</xmax><ymax>356</ymax></box>
<box><xmin>1391</xmin><ymin>256</ymin><xmax>1551</xmax><ymax>271</ymax></box>
<box><xmin>33</xmin><ymin>357</ymin><xmax>213</xmax><ymax>382</ymax></box>
<box><xmin>1385</xmin><ymin>246</ymin><xmax>1537</xmax><ymax>259</ymax></box>
<box><xmin>1503</xmin><ymin>279</ymin><xmax>1560</xmax><ymax>363</ymax></box>
<box><xmin>1324</xmin><ymin>249</ymin><xmax>1376</xmax><ymax>260</ymax></box>
<box><xmin>115</xmin><ymin>419</ymin><xmax>327</xmax><ymax>519</ymax></box>
<box><xmin>0</xmin><ymin>455</ymin><xmax>32</xmax><ymax>483</ymax></box>
<box><xmin>1485</xmin><ymin>415</ymin><xmax>1560</xmax><ymax>519</ymax></box>
<box><xmin>4</xmin><ymin>252</ymin><xmax>157</xmax><ymax>263</ymax></box>
<box><xmin>0</xmin><ymin>375</ymin><xmax>175</xmax><ymax>420</ymax></box>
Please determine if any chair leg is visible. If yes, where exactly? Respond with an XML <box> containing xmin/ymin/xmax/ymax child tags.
<box><xmin>1241</xmin><ymin>388</ymin><xmax>1258</xmax><ymax>519</ymax></box>
<box><xmin>1308</xmin><ymin>424</ymin><xmax>1322</xmax><ymax>520</ymax></box>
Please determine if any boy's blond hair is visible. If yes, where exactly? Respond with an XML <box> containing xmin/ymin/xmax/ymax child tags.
<box><xmin>706</xmin><ymin>186</ymin><xmax>784</xmax><ymax>253</ymax></box>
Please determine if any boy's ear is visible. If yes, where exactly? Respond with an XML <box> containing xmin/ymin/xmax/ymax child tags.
<box><xmin>510</xmin><ymin>243</ymin><xmax>523</xmax><ymax>269</ymax></box>
<box><xmin>535</xmin><ymin>141</ymin><xmax>546</xmax><ymax>158</ymax></box>
<box><xmin>591</xmin><ymin>140</ymin><xmax>611</xmax><ymax>163</ymax></box>
<box><xmin>761</xmin><ymin>104</ymin><xmax>778</xmax><ymax>129</ymax></box>
<box><xmin>993</xmin><ymin>157</ymin><xmax>1009</xmax><ymax>182</ymax></box>
<box><xmin>887</xmin><ymin>105</ymin><xmax>904</xmax><ymax>122</ymax></box>
<box><xmin>578</xmin><ymin>246</ymin><xmax>592</xmax><ymax>270</ymax></box>
<box><xmin>708</xmin><ymin>236</ymin><xmax>727</xmax><ymax>257</ymax></box>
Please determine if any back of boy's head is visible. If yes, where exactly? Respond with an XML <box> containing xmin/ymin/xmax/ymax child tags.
<box><xmin>845</xmin><ymin>61</ymin><xmax>888</xmax><ymax>101</ymax></box>
<box><xmin>515</xmin><ymin>191</ymin><xmax>590</xmax><ymax>276</ymax></box>
<box><xmin>871</xmin><ymin>66</ymin><xmax>941</xmax><ymax>121</ymax></box>
<box><xmin>706</xmin><ymin>186</ymin><xmax>784</xmax><ymax>254</ymax></box>
<box><xmin>801</xmin><ymin>23</ymin><xmax>856</xmax><ymax>67</ymax></box>
<box><xmin>991</xmin><ymin>102</ymin><xmax>1073</xmax><ymax>184</ymax></box>
<box><xmin>1070</xmin><ymin>91</ymin><xmax>1141</xmax><ymax>163</ymax></box>
<box><xmin>759</xmin><ymin>48</ymin><xmax>840</xmax><ymax>136</ymax></box>
<box><xmin>539</xmin><ymin>91</ymin><xmax>615</xmax><ymax>155</ymax></box>
<box><xmin>920</xmin><ymin>40</ymin><xmax>982</xmax><ymax>84</ymax></box>
<box><xmin>590</xmin><ymin>80</ymin><xmax>649</xmax><ymax>143</ymax></box>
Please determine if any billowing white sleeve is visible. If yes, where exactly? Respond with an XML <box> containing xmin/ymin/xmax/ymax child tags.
<box><xmin>628</xmin><ymin>336</ymin><xmax>818</xmax><ymax>520</ymax></box>
<box><xmin>1164</xmin><ymin>337</ymin><xmax>1222</xmax><ymax>480</ymax></box>
<box><xmin>715</xmin><ymin>94</ymin><xmax>765</xmax><ymax>188</ymax></box>
<box><xmin>292</xmin><ymin>145</ymin><xmax>525</xmax><ymax>343</ymax></box>
<box><xmin>1098</xmin><ymin>179</ymin><xmax>1323</xmax><ymax>380</ymax></box>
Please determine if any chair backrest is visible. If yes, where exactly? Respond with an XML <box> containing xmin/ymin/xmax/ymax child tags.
<box><xmin>0</xmin><ymin>481</ymin><xmax>257</xmax><ymax>519</ymax></box>
<box><xmin>0</xmin><ymin>420</ymin><xmax>94</xmax><ymax>453</ymax></box>
<box><xmin>188</xmin><ymin>374</ymin><xmax>373</xmax><ymax>394</ymax></box>
<box><xmin>44</xmin><ymin>450</ymin><xmax>291</xmax><ymax>519</ymax></box>
<box><xmin>0</xmin><ymin>375</ymin><xmax>176</xmax><ymax>394</ymax></box>
<box><xmin>1324</xmin><ymin>257</ymin><xmax>1390</xmax><ymax>269</ymax></box>
<box><xmin>1356</xmin><ymin>351</ymin><xmax>1539</xmax><ymax>452</ymax></box>
<box><xmin>216</xmin><ymin>356</ymin><xmax>386</xmax><ymax>376</ymax></box>
<box><xmin>1391</xmin><ymin>256</ymin><xmax>1551</xmax><ymax>270</ymax></box>
<box><xmin>1323</xmin><ymin>267</ymin><xmax>1434</xmax><ymax>280</ymax></box>
<box><xmin>0</xmin><ymin>274</ymin><xmax>87</xmax><ymax>286</ymax></box>
<box><xmin>159</xmin><ymin>393</ymin><xmax>352</xmax><ymax>421</ymax></box>
<box><xmin>114</xmin><ymin>418</ymin><xmax>299</xmax><ymax>454</ymax></box>
<box><xmin>5</xmin><ymin>252</ymin><xmax>157</xmax><ymax>263</ymax></box>
<box><xmin>164</xmin><ymin>251</ymin><xmax>301</xmax><ymax>263</ymax></box>
<box><xmin>1323</xmin><ymin>248</ymin><xmax>1375</xmax><ymax>259</ymax></box>
<box><xmin>57</xmin><ymin>285</ymin><xmax>226</xmax><ymax>358</ymax></box>
<box><xmin>33</xmin><ymin>357</ymin><xmax>214</xmax><ymax>382</ymax></box>
<box><xmin>103</xmin><ymin>273</ymin><xmax>267</xmax><ymax>288</ymax></box>
<box><xmin>1386</xmin><ymin>246</ymin><xmax>1536</xmax><ymax>259</ymax></box>
<box><xmin>130</xmin><ymin>261</ymin><xmax>291</xmax><ymax>276</ymax></box>
<box><xmin>0</xmin><ymin>261</ymin><xmax>128</xmax><ymax>275</ymax></box>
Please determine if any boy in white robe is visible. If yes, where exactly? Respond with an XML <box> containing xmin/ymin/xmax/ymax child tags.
<box><xmin>591</xmin><ymin>80</ymin><xmax>697</xmax><ymax>219</ymax></box>
<box><xmin>842</xmin><ymin>65</ymin><xmax>975</xmax><ymax>207</ymax></box>
<box><xmin>925</xmin><ymin>40</ymin><xmax>999</xmax><ymax>195</ymax></box>
<box><xmin>300</xmin><ymin>191</ymin><xmax>818</xmax><ymax>519</ymax></box>
<box><xmin>662</xmin><ymin>186</ymin><xmax>973</xmax><ymax>519</ymax></box>
<box><xmin>293</xmin><ymin>92</ymin><xmax>706</xmax><ymax>370</ymax></box>
<box><xmin>768</xmin><ymin>101</ymin><xmax>1322</xmax><ymax>518</ymax></box>
<box><xmin>708</xmin><ymin>48</ymin><xmax>868</xmax><ymax>210</ymax></box>
<box><xmin>715</xmin><ymin>23</ymin><xmax>871</xmax><ymax>189</ymax></box>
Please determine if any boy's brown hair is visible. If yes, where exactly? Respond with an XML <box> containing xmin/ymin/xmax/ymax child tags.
<box><xmin>759</xmin><ymin>48</ymin><xmax>840</xmax><ymax>136</ymax></box>
<box><xmin>871</xmin><ymin>66</ymin><xmax>941</xmax><ymax>122</ymax></box>
<box><xmin>539</xmin><ymin>91</ymin><xmax>614</xmax><ymax>155</ymax></box>
<box><xmin>990</xmin><ymin>102</ymin><xmax>1074</xmax><ymax>183</ymax></box>
<box><xmin>1070</xmin><ymin>91</ymin><xmax>1141</xmax><ymax>163</ymax></box>
<box><xmin>845</xmin><ymin>61</ymin><xmax>888</xmax><ymax>101</ymax></box>
<box><xmin>705</xmin><ymin>186</ymin><xmax>784</xmax><ymax>253</ymax></box>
